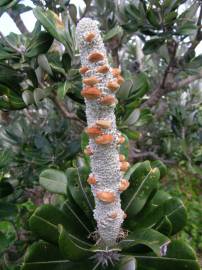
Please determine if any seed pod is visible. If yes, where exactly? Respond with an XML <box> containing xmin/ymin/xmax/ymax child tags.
<box><xmin>118</xmin><ymin>136</ymin><xmax>125</xmax><ymax>144</ymax></box>
<box><xmin>81</xmin><ymin>87</ymin><xmax>101</xmax><ymax>100</ymax></box>
<box><xmin>79</xmin><ymin>66</ymin><xmax>89</xmax><ymax>74</ymax></box>
<box><xmin>83</xmin><ymin>76</ymin><xmax>100</xmax><ymax>86</ymax></box>
<box><xmin>117</xmin><ymin>75</ymin><xmax>124</xmax><ymax>85</ymax></box>
<box><xmin>96</xmin><ymin>120</ymin><xmax>112</xmax><ymax>129</ymax></box>
<box><xmin>123</xmin><ymin>213</ymin><xmax>127</xmax><ymax>219</ymax></box>
<box><xmin>119</xmin><ymin>179</ymin><xmax>130</xmax><ymax>192</ymax></box>
<box><xmin>108</xmin><ymin>212</ymin><xmax>118</xmax><ymax>219</ymax></box>
<box><xmin>84</xmin><ymin>145</ymin><xmax>93</xmax><ymax>156</ymax></box>
<box><xmin>96</xmin><ymin>65</ymin><xmax>109</xmax><ymax>73</ymax></box>
<box><xmin>112</xmin><ymin>68</ymin><xmax>121</xmax><ymax>77</ymax></box>
<box><xmin>100</xmin><ymin>95</ymin><xmax>117</xmax><ymax>106</ymax></box>
<box><xmin>85</xmin><ymin>32</ymin><xmax>96</xmax><ymax>42</ymax></box>
<box><xmin>107</xmin><ymin>81</ymin><xmax>120</xmax><ymax>92</ymax></box>
<box><xmin>96</xmin><ymin>191</ymin><xmax>116</xmax><ymax>203</ymax></box>
<box><xmin>88</xmin><ymin>51</ymin><xmax>104</xmax><ymax>62</ymax></box>
<box><xmin>119</xmin><ymin>154</ymin><xmax>126</xmax><ymax>161</ymax></box>
<box><xmin>95</xmin><ymin>134</ymin><xmax>114</xmax><ymax>144</ymax></box>
<box><xmin>120</xmin><ymin>162</ymin><xmax>130</xmax><ymax>172</ymax></box>
<box><xmin>85</xmin><ymin>126</ymin><xmax>102</xmax><ymax>138</ymax></box>
<box><xmin>87</xmin><ymin>175</ymin><xmax>96</xmax><ymax>185</ymax></box>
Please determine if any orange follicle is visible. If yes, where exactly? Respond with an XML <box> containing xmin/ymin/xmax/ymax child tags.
<box><xmin>85</xmin><ymin>126</ymin><xmax>102</xmax><ymax>138</ymax></box>
<box><xmin>117</xmin><ymin>75</ymin><xmax>124</xmax><ymax>85</ymax></box>
<box><xmin>83</xmin><ymin>76</ymin><xmax>100</xmax><ymax>86</ymax></box>
<box><xmin>87</xmin><ymin>175</ymin><xmax>96</xmax><ymax>185</ymax></box>
<box><xmin>107</xmin><ymin>81</ymin><xmax>120</xmax><ymax>92</ymax></box>
<box><xmin>112</xmin><ymin>68</ymin><xmax>121</xmax><ymax>77</ymax></box>
<box><xmin>81</xmin><ymin>87</ymin><xmax>101</xmax><ymax>100</ymax></box>
<box><xmin>118</xmin><ymin>136</ymin><xmax>126</xmax><ymax>144</ymax></box>
<box><xmin>96</xmin><ymin>191</ymin><xmax>116</xmax><ymax>203</ymax></box>
<box><xmin>96</xmin><ymin>65</ymin><xmax>109</xmax><ymax>73</ymax></box>
<box><xmin>119</xmin><ymin>154</ymin><xmax>126</xmax><ymax>161</ymax></box>
<box><xmin>88</xmin><ymin>52</ymin><xmax>104</xmax><ymax>62</ymax></box>
<box><xmin>85</xmin><ymin>32</ymin><xmax>96</xmax><ymax>42</ymax></box>
<box><xmin>108</xmin><ymin>212</ymin><xmax>118</xmax><ymax>219</ymax></box>
<box><xmin>96</xmin><ymin>120</ymin><xmax>112</xmax><ymax>129</ymax></box>
<box><xmin>95</xmin><ymin>134</ymin><xmax>114</xmax><ymax>145</ymax></box>
<box><xmin>100</xmin><ymin>95</ymin><xmax>117</xmax><ymax>106</ymax></box>
<box><xmin>84</xmin><ymin>146</ymin><xmax>93</xmax><ymax>156</ymax></box>
<box><xmin>120</xmin><ymin>162</ymin><xmax>130</xmax><ymax>172</ymax></box>
<box><xmin>79</xmin><ymin>66</ymin><xmax>89</xmax><ymax>74</ymax></box>
<box><xmin>119</xmin><ymin>179</ymin><xmax>130</xmax><ymax>192</ymax></box>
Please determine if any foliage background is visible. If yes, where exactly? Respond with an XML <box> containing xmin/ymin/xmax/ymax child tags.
<box><xmin>0</xmin><ymin>0</ymin><xmax>202</xmax><ymax>269</ymax></box>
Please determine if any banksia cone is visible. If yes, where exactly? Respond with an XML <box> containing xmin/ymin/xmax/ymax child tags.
<box><xmin>76</xmin><ymin>18</ymin><xmax>126</xmax><ymax>247</ymax></box>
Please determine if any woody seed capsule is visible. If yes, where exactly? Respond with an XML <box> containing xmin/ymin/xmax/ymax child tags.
<box><xmin>88</xmin><ymin>51</ymin><xmax>104</xmax><ymax>62</ymax></box>
<box><xmin>96</xmin><ymin>120</ymin><xmax>112</xmax><ymax>129</ymax></box>
<box><xmin>107</xmin><ymin>81</ymin><xmax>120</xmax><ymax>92</ymax></box>
<box><xmin>96</xmin><ymin>191</ymin><xmax>116</xmax><ymax>203</ymax></box>
<box><xmin>85</xmin><ymin>32</ymin><xmax>96</xmax><ymax>42</ymax></box>
<box><xmin>79</xmin><ymin>66</ymin><xmax>89</xmax><ymax>74</ymax></box>
<box><xmin>81</xmin><ymin>87</ymin><xmax>101</xmax><ymax>100</ymax></box>
<box><xmin>83</xmin><ymin>76</ymin><xmax>100</xmax><ymax>86</ymax></box>
<box><xmin>95</xmin><ymin>134</ymin><xmax>114</xmax><ymax>145</ymax></box>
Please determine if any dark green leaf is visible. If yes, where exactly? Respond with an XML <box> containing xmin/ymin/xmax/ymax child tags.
<box><xmin>143</xmin><ymin>38</ymin><xmax>165</xmax><ymax>54</ymax></box>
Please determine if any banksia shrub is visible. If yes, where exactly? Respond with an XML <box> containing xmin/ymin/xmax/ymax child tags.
<box><xmin>21</xmin><ymin>18</ymin><xmax>200</xmax><ymax>270</ymax></box>
<box><xmin>76</xmin><ymin>18</ymin><xmax>127</xmax><ymax>247</ymax></box>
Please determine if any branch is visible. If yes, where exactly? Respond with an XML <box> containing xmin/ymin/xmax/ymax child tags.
<box><xmin>78</xmin><ymin>0</ymin><xmax>92</xmax><ymax>21</ymax></box>
<box><xmin>52</xmin><ymin>95</ymin><xmax>85</xmax><ymax>126</ymax></box>
<box><xmin>170</xmin><ymin>70</ymin><xmax>202</xmax><ymax>91</ymax></box>
<box><xmin>181</xmin><ymin>4</ymin><xmax>202</xmax><ymax>63</ymax></box>
<box><xmin>7</xmin><ymin>9</ymin><xmax>29</xmax><ymax>34</ymax></box>
<box><xmin>131</xmin><ymin>150</ymin><xmax>176</xmax><ymax>165</ymax></box>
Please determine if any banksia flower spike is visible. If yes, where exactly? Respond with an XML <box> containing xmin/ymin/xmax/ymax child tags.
<box><xmin>76</xmin><ymin>18</ymin><xmax>126</xmax><ymax>247</ymax></box>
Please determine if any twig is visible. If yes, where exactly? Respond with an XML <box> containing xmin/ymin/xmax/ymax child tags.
<box><xmin>131</xmin><ymin>150</ymin><xmax>176</xmax><ymax>165</ymax></box>
<box><xmin>52</xmin><ymin>95</ymin><xmax>85</xmax><ymax>126</ymax></box>
<box><xmin>7</xmin><ymin>9</ymin><xmax>29</xmax><ymax>34</ymax></box>
<box><xmin>181</xmin><ymin>4</ymin><xmax>202</xmax><ymax>63</ymax></box>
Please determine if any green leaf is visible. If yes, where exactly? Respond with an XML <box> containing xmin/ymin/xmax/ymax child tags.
<box><xmin>0</xmin><ymin>202</ymin><xmax>18</xmax><ymax>220</ymax></box>
<box><xmin>125</xmin><ymin>109</ymin><xmax>140</xmax><ymax>126</ymax></box>
<box><xmin>177</xmin><ymin>22</ymin><xmax>197</xmax><ymax>36</ymax></box>
<box><xmin>128</xmin><ymin>73</ymin><xmax>150</xmax><ymax>100</ymax></box>
<box><xmin>69</xmin><ymin>4</ymin><xmax>77</xmax><ymax>24</ymax></box>
<box><xmin>122</xmin><ymin>161</ymin><xmax>159</xmax><ymax>217</ymax></box>
<box><xmin>33</xmin><ymin>88</ymin><xmax>46</xmax><ymax>105</ymax></box>
<box><xmin>57</xmin><ymin>81</ymin><xmax>71</xmax><ymax>99</ymax></box>
<box><xmin>25</xmin><ymin>32</ymin><xmax>54</xmax><ymax>58</ymax></box>
<box><xmin>38</xmin><ymin>54</ymin><xmax>53</xmax><ymax>75</ymax></box>
<box><xmin>147</xmin><ymin>9</ymin><xmax>160</xmax><ymax>28</ymax></box>
<box><xmin>117</xmin><ymin>80</ymin><xmax>133</xmax><ymax>100</ymax></box>
<box><xmin>22</xmin><ymin>240</ymin><xmax>95</xmax><ymax>270</ymax></box>
<box><xmin>22</xmin><ymin>90</ymin><xmax>34</xmax><ymax>106</ymax></box>
<box><xmin>135</xmin><ymin>240</ymin><xmax>200</xmax><ymax>270</ymax></box>
<box><xmin>120</xmin><ymin>228</ymin><xmax>170</xmax><ymax>256</ymax></box>
<box><xmin>103</xmin><ymin>25</ymin><xmax>123</xmax><ymax>41</ymax></box>
<box><xmin>119</xmin><ymin>134</ymin><xmax>129</xmax><ymax>159</ymax></box>
<box><xmin>0</xmin><ymin>231</ymin><xmax>10</xmax><ymax>254</ymax></box>
<box><xmin>0</xmin><ymin>150</ymin><xmax>12</xmax><ymax>169</ymax></box>
<box><xmin>143</xmin><ymin>38</ymin><xmax>165</xmax><ymax>55</ymax></box>
<box><xmin>58</xmin><ymin>225</ymin><xmax>92</xmax><ymax>261</ymax></box>
<box><xmin>128</xmin><ymin>197</ymin><xmax>186</xmax><ymax>236</ymax></box>
<box><xmin>151</xmin><ymin>160</ymin><xmax>167</xmax><ymax>178</ymax></box>
<box><xmin>29</xmin><ymin>205</ymin><xmax>76</xmax><ymax>244</ymax></box>
<box><xmin>65</xmin><ymin>167</ymin><xmax>94</xmax><ymax>222</ymax></box>
<box><xmin>39</xmin><ymin>169</ymin><xmax>67</xmax><ymax>195</ymax></box>
<box><xmin>118</xmin><ymin>256</ymin><xmax>137</xmax><ymax>270</ymax></box>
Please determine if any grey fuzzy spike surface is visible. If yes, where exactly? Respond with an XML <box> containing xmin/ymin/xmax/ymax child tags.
<box><xmin>76</xmin><ymin>18</ymin><xmax>125</xmax><ymax>247</ymax></box>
